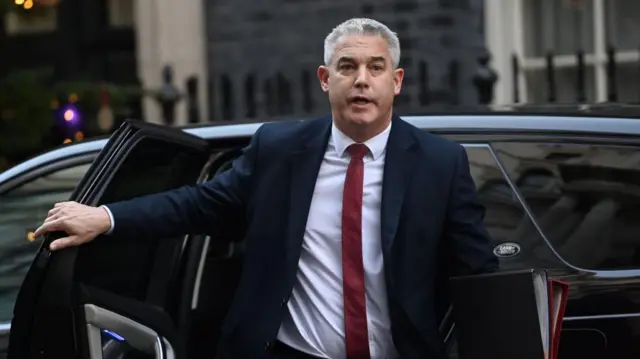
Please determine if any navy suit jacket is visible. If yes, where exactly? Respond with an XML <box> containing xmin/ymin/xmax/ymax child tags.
<box><xmin>106</xmin><ymin>115</ymin><xmax>499</xmax><ymax>358</ymax></box>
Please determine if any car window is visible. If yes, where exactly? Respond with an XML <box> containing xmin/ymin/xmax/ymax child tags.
<box><xmin>492</xmin><ymin>141</ymin><xmax>640</xmax><ymax>270</ymax></box>
<box><xmin>0</xmin><ymin>163</ymin><xmax>91</xmax><ymax>322</ymax></box>
<box><xmin>462</xmin><ymin>145</ymin><xmax>561</xmax><ymax>269</ymax></box>
<box><xmin>445</xmin><ymin>145</ymin><xmax>563</xmax><ymax>359</ymax></box>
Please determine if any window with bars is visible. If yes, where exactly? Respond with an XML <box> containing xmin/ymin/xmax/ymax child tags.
<box><xmin>486</xmin><ymin>0</ymin><xmax>640</xmax><ymax>105</ymax></box>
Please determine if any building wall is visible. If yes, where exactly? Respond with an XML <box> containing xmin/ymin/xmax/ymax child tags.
<box><xmin>134</xmin><ymin>0</ymin><xmax>209</xmax><ymax>125</ymax></box>
<box><xmin>204</xmin><ymin>0</ymin><xmax>488</xmax><ymax>121</ymax></box>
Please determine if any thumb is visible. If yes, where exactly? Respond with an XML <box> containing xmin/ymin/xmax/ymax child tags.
<box><xmin>49</xmin><ymin>235</ymin><xmax>80</xmax><ymax>251</ymax></box>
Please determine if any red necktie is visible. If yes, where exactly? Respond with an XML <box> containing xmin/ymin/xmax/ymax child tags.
<box><xmin>342</xmin><ymin>143</ymin><xmax>371</xmax><ymax>359</ymax></box>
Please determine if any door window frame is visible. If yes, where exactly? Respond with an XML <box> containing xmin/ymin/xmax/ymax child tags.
<box><xmin>8</xmin><ymin>120</ymin><xmax>212</xmax><ymax>359</ymax></box>
<box><xmin>0</xmin><ymin>152</ymin><xmax>99</xmax><ymax>336</ymax></box>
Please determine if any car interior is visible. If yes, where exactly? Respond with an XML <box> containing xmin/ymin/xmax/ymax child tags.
<box><xmin>492</xmin><ymin>141</ymin><xmax>640</xmax><ymax>271</ymax></box>
<box><xmin>100</xmin><ymin>149</ymin><xmax>248</xmax><ymax>359</ymax></box>
<box><xmin>182</xmin><ymin>153</ymin><xmax>247</xmax><ymax>359</ymax></box>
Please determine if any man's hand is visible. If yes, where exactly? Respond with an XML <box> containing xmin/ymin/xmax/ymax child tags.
<box><xmin>34</xmin><ymin>201</ymin><xmax>112</xmax><ymax>251</ymax></box>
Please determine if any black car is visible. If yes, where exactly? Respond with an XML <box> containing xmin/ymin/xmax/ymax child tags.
<box><xmin>1</xmin><ymin>109</ymin><xmax>640</xmax><ymax>359</ymax></box>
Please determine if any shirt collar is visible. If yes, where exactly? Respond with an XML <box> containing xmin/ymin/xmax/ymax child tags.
<box><xmin>331</xmin><ymin>121</ymin><xmax>391</xmax><ymax>161</ymax></box>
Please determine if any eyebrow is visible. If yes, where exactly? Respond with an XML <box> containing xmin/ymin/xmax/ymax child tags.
<box><xmin>336</xmin><ymin>56</ymin><xmax>387</xmax><ymax>64</ymax></box>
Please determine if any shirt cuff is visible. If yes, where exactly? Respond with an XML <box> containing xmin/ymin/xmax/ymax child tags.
<box><xmin>101</xmin><ymin>205</ymin><xmax>115</xmax><ymax>235</ymax></box>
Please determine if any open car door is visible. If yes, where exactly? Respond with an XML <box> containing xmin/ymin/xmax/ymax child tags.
<box><xmin>8</xmin><ymin>120</ymin><xmax>211</xmax><ymax>359</ymax></box>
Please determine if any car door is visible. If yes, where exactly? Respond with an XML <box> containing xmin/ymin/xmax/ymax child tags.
<box><xmin>439</xmin><ymin>133</ymin><xmax>640</xmax><ymax>359</ymax></box>
<box><xmin>7</xmin><ymin>120</ymin><xmax>212</xmax><ymax>359</ymax></box>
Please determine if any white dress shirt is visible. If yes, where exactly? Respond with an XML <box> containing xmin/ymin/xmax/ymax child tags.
<box><xmin>103</xmin><ymin>121</ymin><xmax>398</xmax><ymax>358</ymax></box>
<box><xmin>276</xmin><ymin>122</ymin><xmax>398</xmax><ymax>359</ymax></box>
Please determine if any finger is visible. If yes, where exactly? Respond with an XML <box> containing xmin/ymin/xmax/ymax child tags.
<box><xmin>47</xmin><ymin>207</ymin><xmax>61</xmax><ymax>218</ymax></box>
<box><xmin>34</xmin><ymin>219</ymin><xmax>64</xmax><ymax>237</ymax></box>
<box><xmin>50</xmin><ymin>235</ymin><xmax>79</xmax><ymax>251</ymax></box>
<box><xmin>43</xmin><ymin>213</ymin><xmax>60</xmax><ymax>224</ymax></box>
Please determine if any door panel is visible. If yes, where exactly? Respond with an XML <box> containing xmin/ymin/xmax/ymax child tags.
<box><xmin>9</xmin><ymin>120</ymin><xmax>210</xmax><ymax>359</ymax></box>
<box><xmin>84</xmin><ymin>304</ymin><xmax>173</xmax><ymax>358</ymax></box>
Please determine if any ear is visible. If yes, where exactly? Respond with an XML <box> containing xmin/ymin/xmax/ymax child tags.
<box><xmin>393</xmin><ymin>68</ymin><xmax>405</xmax><ymax>96</ymax></box>
<box><xmin>317</xmin><ymin>65</ymin><xmax>330</xmax><ymax>93</ymax></box>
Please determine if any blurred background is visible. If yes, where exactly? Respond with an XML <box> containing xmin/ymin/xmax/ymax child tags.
<box><xmin>1</xmin><ymin>0</ymin><xmax>639</xmax><ymax>171</ymax></box>
<box><xmin>1</xmin><ymin>0</ymin><xmax>640</xmax><ymax>350</ymax></box>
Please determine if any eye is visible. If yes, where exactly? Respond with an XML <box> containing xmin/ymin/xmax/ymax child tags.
<box><xmin>340</xmin><ymin>64</ymin><xmax>355</xmax><ymax>71</ymax></box>
<box><xmin>371</xmin><ymin>64</ymin><xmax>383</xmax><ymax>71</ymax></box>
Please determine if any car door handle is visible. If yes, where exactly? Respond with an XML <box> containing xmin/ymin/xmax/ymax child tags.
<box><xmin>83</xmin><ymin>304</ymin><xmax>175</xmax><ymax>359</ymax></box>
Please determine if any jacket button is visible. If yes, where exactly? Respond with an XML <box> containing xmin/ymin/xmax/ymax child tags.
<box><xmin>264</xmin><ymin>341</ymin><xmax>271</xmax><ymax>350</ymax></box>
<box><xmin>281</xmin><ymin>298</ymin><xmax>287</xmax><ymax>306</ymax></box>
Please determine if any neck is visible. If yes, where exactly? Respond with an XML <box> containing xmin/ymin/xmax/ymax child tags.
<box><xmin>333</xmin><ymin>112</ymin><xmax>392</xmax><ymax>143</ymax></box>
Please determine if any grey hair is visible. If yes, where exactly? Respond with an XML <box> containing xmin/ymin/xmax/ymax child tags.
<box><xmin>323</xmin><ymin>18</ymin><xmax>401</xmax><ymax>69</ymax></box>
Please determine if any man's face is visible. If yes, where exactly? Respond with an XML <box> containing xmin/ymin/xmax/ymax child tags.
<box><xmin>318</xmin><ymin>35</ymin><xmax>404</xmax><ymax>138</ymax></box>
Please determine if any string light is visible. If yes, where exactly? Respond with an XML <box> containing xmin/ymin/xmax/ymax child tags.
<box><xmin>15</xmin><ymin>0</ymin><xmax>61</xmax><ymax>10</ymax></box>
<box><xmin>63</xmin><ymin>109</ymin><xmax>75</xmax><ymax>122</ymax></box>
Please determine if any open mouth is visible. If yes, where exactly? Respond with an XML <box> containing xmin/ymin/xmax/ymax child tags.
<box><xmin>350</xmin><ymin>96</ymin><xmax>373</xmax><ymax>106</ymax></box>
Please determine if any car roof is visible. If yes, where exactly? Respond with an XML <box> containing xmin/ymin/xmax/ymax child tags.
<box><xmin>2</xmin><ymin>111</ymin><xmax>640</xmax><ymax>184</ymax></box>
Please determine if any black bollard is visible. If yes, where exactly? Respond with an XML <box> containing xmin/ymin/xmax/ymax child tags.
<box><xmin>155</xmin><ymin>65</ymin><xmax>182</xmax><ymax>126</ymax></box>
<box><xmin>472</xmin><ymin>51</ymin><xmax>498</xmax><ymax>105</ymax></box>
<box><xmin>186</xmin><ymin>76</ymin><xmax>200</xmax><ymax>124</ymax></box>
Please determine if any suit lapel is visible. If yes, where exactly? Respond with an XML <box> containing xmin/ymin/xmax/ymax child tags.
<box><xmin>380</xmin><ymin>116</ymin><xmax>418</xmax><ymax>260</ymax></box>
<box><xmin>284</xmin><ymin>115</ymin><xmax>418</xmax><ymax>267</ymax></box>
<box><xmin>285</xmin><ymin>117</ymin><xmax>332</xmax><ymax>262</ymax></box>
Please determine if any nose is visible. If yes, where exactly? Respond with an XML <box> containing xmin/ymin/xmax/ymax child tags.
<box><xmin>354</xmin><ymin>66</ymin><xmax>370</xmax><ymax>88</ymax></box>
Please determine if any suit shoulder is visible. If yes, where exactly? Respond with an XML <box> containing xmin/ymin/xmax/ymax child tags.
<box><xmin>251</xmin><ymin>116</ymin><xmax>330</xmax><ymax>151</ymax></box>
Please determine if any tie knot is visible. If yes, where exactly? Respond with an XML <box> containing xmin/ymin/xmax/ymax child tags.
<box><xmin>347</xmin><ymin>143</ymin><xmax>368</xmax><ymax>160</ymax></box>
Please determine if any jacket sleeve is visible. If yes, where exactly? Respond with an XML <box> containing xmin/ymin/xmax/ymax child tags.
<box><xmin>104</xmin><ymin>125</ymin><xmax>261</xmax><ymax>239</ymax></box>
<box><xmin>443</xmin><ymin>145</ymin><xmax>499</xmax><ymax>276</ymax></box>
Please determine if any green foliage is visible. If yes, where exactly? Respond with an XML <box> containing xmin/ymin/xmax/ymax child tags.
<box><xmin>52</xmin><ymin>80</ymin><xmax>145</xmax><ymax>134</ymax></box>
<box><xmin>0</xmin><ymin>68</ymin><xmax>144</xmax><ymax>172</ymax></box>
<box><xmin>0</xmin><ymin>69</ymin><xmax>54</xmax><ymax>162</ymax></box>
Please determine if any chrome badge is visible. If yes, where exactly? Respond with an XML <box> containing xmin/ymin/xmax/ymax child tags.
<box><xmin>493</xmin><ymin>242</ymin><xmax>521</xmax><ymax>258</ymax></box>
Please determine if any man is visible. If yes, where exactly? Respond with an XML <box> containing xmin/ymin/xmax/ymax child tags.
<box><xmin>36</xmin><ymin>18</ymin><xmax>498</xmax><ymax>359</ymax></box>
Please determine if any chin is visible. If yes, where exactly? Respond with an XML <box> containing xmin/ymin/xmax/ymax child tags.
<box><xmin>346</xmin><ymin>111</ymin><xmax>378</xmax><ymax>126</ymax></box>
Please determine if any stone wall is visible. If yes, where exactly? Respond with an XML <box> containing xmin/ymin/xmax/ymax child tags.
<box><xmin>204</xmin><ymin>0</ymin><xmax>487</xmax><ymax>121</ymax></box>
